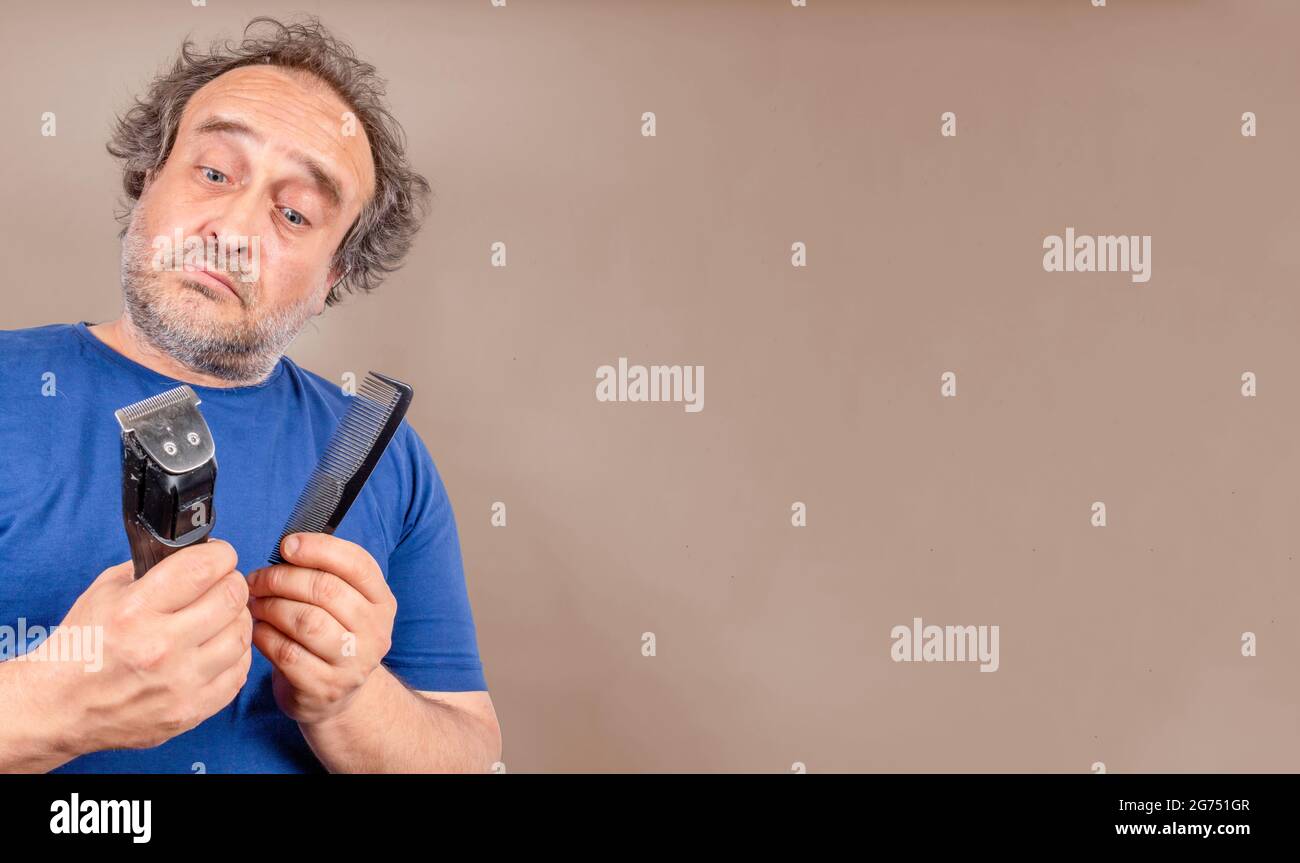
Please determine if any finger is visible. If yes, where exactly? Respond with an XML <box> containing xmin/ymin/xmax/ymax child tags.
<box><xmin>196</xmin><ymin>645</ymin><xmax>254</xmax><ymax>717</ymax></box>
<box><xmin>170</xmin><ymin>570</ymin><xmax>249</xmax><ymax>646</ymax></box>
<box><xmin>130</xmin><ymin>539</ymin><xmax>239</xmax><ymax>614</ymax></box>
<box><xmin>94</xmin><ymin>560</ymin><xmax>137</xmax><ymax>591</ymax></box>
<box><xmin>252</xmin><ymin>620</ymin><xmax>334</xmax><ymax>688</ymax></box>
<box><xmin>248</xmin><ymin>596</ymin><xmax>347</xmax><ymax>664</ymax></box>
<box><xmin>79</xmin><ymin>561</ymin><xmax>137</xmax><ymax>615</ymax></box>
<box><xmin>279</xmin><ymin>533</ymin><xmax>390</xmax><ymax>606</ymax></box>
<box><xmin>247</xmin><ymin>563</ymin><xmax>368</xmax><ymax>632</ymax></box>
<box><xmin>193</xmin><ymin>607</ymin><xmax>253</xmax><ymax>683</ymax></box>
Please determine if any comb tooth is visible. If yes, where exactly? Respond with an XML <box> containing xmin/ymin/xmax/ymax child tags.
<box><xmin>269</xmin><ymin>371</ymin><xmax>413</xmax><ymax>563</ymax></box>
<box><xmin>336</xmin><ymin>428</ymin><xmax>380</xmax><ymax>453</ymax></box>
<box><xmin>324</xmin><ymin>442</ymin><xmax>369</xmax><ymax>468</ymax></box>
<box><xmin>360</xmin><ymin>372</ymin><xmax>397</xmax><ymax>394</ymax></box>
<box><xmin>357</xmin><ymin>387</ymin><xmax>398</xmax><ymax>410</ymax></box>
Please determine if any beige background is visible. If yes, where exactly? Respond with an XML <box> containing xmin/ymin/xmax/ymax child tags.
<box><xmin>4</xmin><ymin>0</ymin><xmax>1299</xmax><ymax>772</ymax></box>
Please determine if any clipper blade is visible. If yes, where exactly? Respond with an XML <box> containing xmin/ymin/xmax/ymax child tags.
<box><xmin>115</xmin><ymin>384</ymin><xmax>199</xmax><ymax>429</ymax></box>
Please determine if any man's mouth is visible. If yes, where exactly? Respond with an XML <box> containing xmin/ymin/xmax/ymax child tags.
<box><xmin>182</xmin><ymin>264</ymin><xmax>240</xmax><ymax>302</ymax></box>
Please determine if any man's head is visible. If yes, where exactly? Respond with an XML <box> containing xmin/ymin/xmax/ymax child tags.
<box><xmin>108</xmin><ymin>17</ymin><xmax>430</xmax><ymax>383</ymax></box>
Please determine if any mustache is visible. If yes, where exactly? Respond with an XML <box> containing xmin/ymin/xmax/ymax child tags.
<box><xmin>161</xmin><ymin>261</ymin><xmax>260</xmax><ymax>303</ymax></box>
<box><xmin>180</xmin><ymin>273</ymin><xmax>254</xmax><ymax>306</ymax></box>
<box><xmin>177</xmin><ymin>256</ymin><xmax>259</xmax><ymax>285</ymax></box>
<box><xmin>144</xmin><ymin>231</ymin><xmax>263</xmax><ymax>287</ymax></box>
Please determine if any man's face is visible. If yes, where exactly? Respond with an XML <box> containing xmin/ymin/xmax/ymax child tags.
<box><xmin>121</xmin><ymin>65</ymin><xmax>376</xmax><ymax>382</ymax></box>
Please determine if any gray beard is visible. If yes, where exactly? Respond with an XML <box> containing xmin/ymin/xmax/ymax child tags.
<box><xmin>118</xmin><ymin>206</ymin><xmax>317</xmax><ymax>384</ymax></box>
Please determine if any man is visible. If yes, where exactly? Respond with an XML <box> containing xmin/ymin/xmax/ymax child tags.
<box><xmin>0</xmin><ymin>17</ymin><xmax>500</xmax><ymax>773</ymax></box>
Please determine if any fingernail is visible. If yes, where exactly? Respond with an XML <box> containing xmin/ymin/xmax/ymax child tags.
<box><xmin>283</xmin><ymin>535</ymin><xmax>300</xmax><ymax>557</ymax></box>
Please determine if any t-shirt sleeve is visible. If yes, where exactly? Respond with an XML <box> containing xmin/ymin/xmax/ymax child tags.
<box><xmin>381</xmin><ymin>422</ymin><xmax>488</xmax><ymax>692</ymax></box>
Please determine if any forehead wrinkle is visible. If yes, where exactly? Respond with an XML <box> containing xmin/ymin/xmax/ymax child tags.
<box><xmin>181</xmin><ymin>67</ymin><xmax>375</xmax><ymax>208</ymax></box>
<box><xmin>183</xmin><ymin>111</ymin><xmax>346</xmax><ymax>210</ymax></box>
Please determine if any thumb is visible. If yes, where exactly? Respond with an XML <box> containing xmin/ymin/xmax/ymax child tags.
<box><xmin>93</xmin><ymin>559</ymin><xmax>137</xmax><ymax>589</ymax></box>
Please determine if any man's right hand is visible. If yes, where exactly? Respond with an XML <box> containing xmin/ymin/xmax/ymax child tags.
<box><xmin>33</xmin><ymin>539</ymin><xmax>253</xmax><ymax>758</ymax></box>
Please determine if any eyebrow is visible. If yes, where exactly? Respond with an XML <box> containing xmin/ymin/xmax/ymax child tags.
<box><xmin>192</xmin><ymin>115</ymin><xmax>345</xmax><ymax>210</ymax></box>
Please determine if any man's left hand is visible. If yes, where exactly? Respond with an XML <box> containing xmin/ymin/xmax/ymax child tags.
<box><xmin>247</xmin><ymin>533</ymin><xmax>397</xmax><ymax>725</ymax></box>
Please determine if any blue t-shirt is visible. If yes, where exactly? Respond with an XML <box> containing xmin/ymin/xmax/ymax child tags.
<box><xmin>0</xmin><ymin>322</ymin><xmax>487</xmax><ymax>773</ymax></box>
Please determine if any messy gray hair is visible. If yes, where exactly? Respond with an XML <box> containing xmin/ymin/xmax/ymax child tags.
<box><xmin>107</xmin><ymin>15</ymin><xmax>431</xmax><ymax>306</ymax></box>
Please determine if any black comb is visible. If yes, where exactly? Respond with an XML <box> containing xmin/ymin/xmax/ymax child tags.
<box><xmin>268</xmin><ymin>371</ymin><xmax>414</xmax><ymax>565</ymax></box>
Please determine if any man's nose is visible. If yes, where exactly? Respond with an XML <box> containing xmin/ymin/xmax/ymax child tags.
<box><xmin>197</xmin><ymin>187</ymin><xmax>261</xmax><ymax>255</ymax></box>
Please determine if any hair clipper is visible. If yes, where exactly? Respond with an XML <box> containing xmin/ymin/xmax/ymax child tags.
<box><xmin>115</xmin><ymin>385</ymin><xmax>218</xmax><ymax>579</ymax></box>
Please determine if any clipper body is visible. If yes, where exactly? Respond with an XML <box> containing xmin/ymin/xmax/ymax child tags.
<box><xmin>115</xmin><ymin>386</ymin><xmax>218</xmax><ymax>579</ymax></box>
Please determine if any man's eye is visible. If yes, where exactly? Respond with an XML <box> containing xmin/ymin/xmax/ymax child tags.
<box><xmin>201</xmin><ymin>167</ymin><xmax>227</xmax><ymax>184</ymax></box>
<box><xmin>280</xmin><ymin>207</ymin><xmax>308</xmax><ymax>227</ymax></box>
